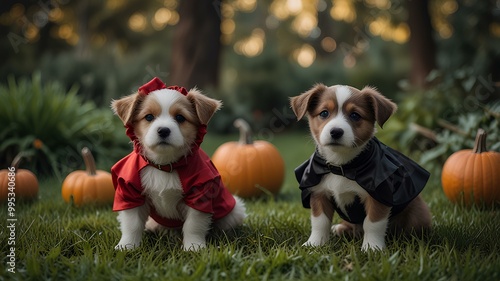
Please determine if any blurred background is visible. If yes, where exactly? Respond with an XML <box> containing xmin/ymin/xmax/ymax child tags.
<box><xmin>1</xmin><ymin>0</ymin><xmax>499</xmax><ymax>181</ymax></box>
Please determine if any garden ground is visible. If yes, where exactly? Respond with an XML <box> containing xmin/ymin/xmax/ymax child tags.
<box><xmin>1</xmin><ymin>132</ymin><xmax>499</xmax><ymax>280</ymax></box>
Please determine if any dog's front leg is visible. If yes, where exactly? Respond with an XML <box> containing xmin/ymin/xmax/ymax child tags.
<box><xmin>303</xmin><ymin>192</ymin><xmax>334</xmax><ymax>247</ymax></box>
<box><xmin>362</xmin><ymin>196</ymin><xmax>391</xmax><ymax>251</ymax></box>
<box><xmin>115</xmin><ymin>204</ymin><xmax>149</xmax><ymax>250</ymax></box>
<box><xmin>182</xmin><ymin>207</ymin><xmax>211</xmax><ymax>251</ymax></box>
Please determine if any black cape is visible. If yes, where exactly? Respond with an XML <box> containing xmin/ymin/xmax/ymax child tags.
<box><xmin>295</xmin><ymin>138</ymin><xmax>430</xmax><ymax>224</ymax></box>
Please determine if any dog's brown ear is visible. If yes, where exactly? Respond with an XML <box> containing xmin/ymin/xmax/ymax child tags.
<box><xmin>111</xmin><ymin>93</ymin><xmax>144</xmax><ymax>125</ymax></box>
<box><xmin>361</xmin><ymin>86</ymin><xmax>397</xmax><ymax>128</ymax></box>
<box><xmin>187</xmin><ymin>88</ymin><xmax>222</xmax><ymax>125</ymax></box>
<box><xmin>290</xmin><ymin>83</ymin><xmax>327</xmax><ymax>120</ymax></box>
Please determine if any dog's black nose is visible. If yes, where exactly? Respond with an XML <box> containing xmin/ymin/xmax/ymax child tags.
<box><xmin>330</xmin><ymin>128</ymin><xmax>344</xmax><ymax>139</ymax></box>
<box><xmin>157</xmin><ymin>127</ymin><xmax>171</xmax><ymax>138</ymax></box>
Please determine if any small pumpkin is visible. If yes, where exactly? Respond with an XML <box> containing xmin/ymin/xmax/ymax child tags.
<box><xmin>211</xmin><ymin>119</ymin><xmax>285</xmax><ymax>198</ymax></box>
<box><xmin>441</xmin><ymin>128</ymin><xmax>500</xmax><ymax>206</ymax></box>
<box><xmin>62</xmin><ymin>147</ymin><xmax>115</xmax><ymax>207</ymax></box>
<box><xmin>0</xmin><ymin>153</ymin><xmax>39</xmax><ymax>201</ymax></box>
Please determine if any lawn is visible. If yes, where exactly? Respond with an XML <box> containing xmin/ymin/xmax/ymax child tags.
<box><xmin>2</xmin><ymin>132</ymin><xmax>500</xmax><ymax>281</ymax></box>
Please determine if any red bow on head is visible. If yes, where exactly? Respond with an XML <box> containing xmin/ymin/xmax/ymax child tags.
<box><xmin>138</xmin><ymin>77</ymin><xmax>188</xmax><ymax>96</ymax></box>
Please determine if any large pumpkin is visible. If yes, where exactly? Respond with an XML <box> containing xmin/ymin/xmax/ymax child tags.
<box><xmin>211</xmin><ymin>119</ymin><xmax>285</xmax><ymax>198</ymax></box>
<box><xmin>441</xmin><ymin>129</ymin><xmax>500</xmax><ymax>206</ymax></box>
<box><xmin>0</xmin><ymin>153</ymin><xmax>39</xmax><ymax>201</ymax></box>
<box><xmin>62</xmin><ymin>147</ymin><xmax>115</xmax><ymax>207</ymax></box>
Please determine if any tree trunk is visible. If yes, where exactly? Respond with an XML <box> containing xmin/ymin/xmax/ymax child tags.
<box><xmin>76</xmin><ymin>1</ymin><xmax>91</xmax><ymax>59</ymax></box>
<box><xmin>168</xmin><ymin>0</ymin><xmax>221</xmax><ymax>89</ymax></box>
<box><xmin>407</xmin><ymin>0</ymin><xmax>436</xmax><ymax>88</ymax></box>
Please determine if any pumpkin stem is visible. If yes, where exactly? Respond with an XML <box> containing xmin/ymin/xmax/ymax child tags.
<box><xmin>234</xmin><ymin>118</ymin><xmax>253</xmax><ymax>145</ymax></box>
<box><xmin>11</xmin><ymin>153</ymin><xmax>25</xmax><ymax>171</ymax></box>
<box><xmin>81</xmin><ymin>147</ymin><xmax>97</xmax><ymax>176</ymax></box>
<box><xmin>472</xmin><ymin>128</ymin><xmax>488</xmax><ymax>153</ymax></box>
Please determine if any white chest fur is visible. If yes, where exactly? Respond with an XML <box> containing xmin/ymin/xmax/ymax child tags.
<box><xmin>140</xmin><ymin>166</ymin><xmax>185</xmax><ymax>220</ymax></box>
<box><xmin>317</xmin><ymin>173</ymin><xmax>369</xmax><ymax>216</ymax></box>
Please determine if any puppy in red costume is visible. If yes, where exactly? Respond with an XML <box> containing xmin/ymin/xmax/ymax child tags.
<box><xmin>111</xmin><ymin>77</ymin><xmax>246</xmax><ymax>251</ymax></box>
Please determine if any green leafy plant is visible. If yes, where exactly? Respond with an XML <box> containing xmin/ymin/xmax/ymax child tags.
<box><xmin>0</xmin><ymin>73</ymin><xmax>130</xmax><ymax>179</ymax></box>
<box><xmin>420</xmin><ymin>102</ymin><xmax>500</xmax><ymax>180</ymax></box>
<box><xmin>379</xmin><ymin>65</ymin><xmax>499</xmax><ymax>155</ymax></box>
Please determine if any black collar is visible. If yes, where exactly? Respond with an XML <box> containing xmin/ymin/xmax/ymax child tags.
<box><xmin>141</xmin><ymin>155</ymin><xmax>187</xmax><ymax>173</ymax></box>
<box><xmin>313</xmin><ymin>139</ymin><xmax>376</xmax><ymax>179</ymax></box>
<box><xmin>147</xmin><ymin>161</ymin><xmax>174</xmax><ymax>172</ymax></box>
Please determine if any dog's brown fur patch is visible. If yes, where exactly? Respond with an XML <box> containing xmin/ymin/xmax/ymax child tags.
<box><xmin>360</xmin><ymin>86</ymin><xmax>397</xmax><ymax>128</ymax></box>
<box><xmin>137</xmin><ymin>95</ymin><xmax>163</xmax><ymax>121</ymax></box>
<box><xmin>364</xmin><ymin>195</ymin><xmax>391</xmax><ymax>223</ymax></box>
<box><xmin>310</xmin><ymin>192</ymin><xmax>334</xmax><ymax>221</ymax></box>
<box><xmin>307</xmin><ymin>90</ymin><xmax>339</xmax><ymax>144</ymax></box>
<box><xmin>112</xmin><ymin>93</ymin><xmax>146</xmax><ymax>125</ymax></box>
<box><xmin>187</xmin><ymin>88</ymin><xmax>222</xmax><ymax>125</ymax></box>
<box><xmin>343</xmin><ymin>92</ymin><xmax>377</xmax><ymax>146</ymax></box>
<box><xmin>388</xmin><ymin>195</ymin><xmax>432</xmax><ymax>236</ymax></box>
<box><xmin>290</xmin><ymin>84</ymin><xmax>328</xmax><ymax>120</ymax></box>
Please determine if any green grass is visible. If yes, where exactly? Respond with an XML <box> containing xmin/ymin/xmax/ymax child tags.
<box><xmin>2</xmin><ymin>132</ymin><xmax>500</xmax><ymax>280</ymax></box>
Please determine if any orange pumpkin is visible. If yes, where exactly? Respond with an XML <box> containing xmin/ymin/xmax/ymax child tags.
<box><xmin>211</xmin><ymin>119</ymin><xmax>285</xmax><ymax>198</ymax></box>
<box><xmin>441</xmin><ymin>129</ymin><xmax>500</xmax><ymax>206</ymax></box>
<box><xmin>62</xmin><ymin>147</ymin><xmax>115</xmax><ymax>207</ymax></box>
<box><xmin>0</xmin><ymin>154</ymin><xmax>39</xmax><ymax>201</ymax></box>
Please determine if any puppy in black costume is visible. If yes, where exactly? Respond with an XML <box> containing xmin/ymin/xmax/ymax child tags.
<box><xmin>291</xmin><ymin>84</ymin><xmax>431</xmax><ymax>251</ymax></box>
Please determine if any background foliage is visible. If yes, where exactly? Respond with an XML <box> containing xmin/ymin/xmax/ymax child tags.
<box><xmin>0</xmin><ymin>73</ymin><xmax>130</xmax><ymax>178</ymax></box>
<box><xmin>0</xmin><ymin>1</ymin><xmax>498</xmax><ymax>183</ymax></box>
<box><xmin>378</xmin><ymin>67</ymin><xmax>500</xmax><ymax>183</ymax></box>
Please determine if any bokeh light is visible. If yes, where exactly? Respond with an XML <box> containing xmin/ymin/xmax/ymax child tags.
<box><xmin>292</xmin><ymin>12</ymin><xmax>318</xmax><ymax>37</ymax></box>
<box><xmin>330</xmin><ymin>0</ymin><xmax>356</xmax><ymax>23</ymax></box>
<box><xmin>294</xmin><ymin>44</ymin><xmax>316</xmax><ymax>68</ymax></box>
<box><xmin>321</xmin><ymin>37</ymin><xmax>337</xmax><ymax>52</ymax></box>
<box><xmin>234</xmin><ymin>28</ymin><xmax>265</xmax><ymax>57</ymax></box>
<box><xmin>152</xmin><ymin>9</ymin><xmax>169</xmax><ymax>30</ymax></box>
<box><xmin>128</xmin><ymin>13</ymin><xmax>147</xmax><ymax>32</ymax></box>
<box><xmin>221</xmin><ymin>19</ymin><xmax>236</xmax><ymax>35</ymax></box>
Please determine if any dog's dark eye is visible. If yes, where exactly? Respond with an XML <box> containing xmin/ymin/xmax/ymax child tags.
<box><xmin>145</xmin><ymin>114</ymin><xmax>155</xmax><ymax>122</ymax></box>
<box><xmin>175</xmin><ymin>114</ymin><xmax>186</xmax><ymax>123</ymax></box>
<box><xmin>350</xmin><ymin>112</ymin><xmax>361</xmax><ymax>121</ymax></box>
<box><xmin>319</xmin><ymin>110</ymin><xmax>329</xmax><ymax>119</ymax></box>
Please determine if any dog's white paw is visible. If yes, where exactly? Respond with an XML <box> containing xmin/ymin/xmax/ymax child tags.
<box><xmin>361</xmin><ymin>238</ymin><xmax>385</xmax><ymax>252</ymax></box>
<box><xmin>332</xmin><ymin>223</ymin><xmax>363</xmax><ymax>238</ymax></box>
<box><xmin>331</xmin><ymin>224</ymin><xmax>344</xmax><ymax>236</ymax></box>
<box><xmin>302</xmin><ymin>235</ymin><xmax>328</xmax><ymax>247</ymax></box>
<box><xmin>302</xmin><ymin>240</ymin><xmax>321</xmax><ymax>247</ymax></box>
<box><xmin>115</xmin><ymin>242</ymin><xmax>140</xmax><ymax>251</ymax></box>
<box><xmin>361</xmin><ymin>219</ymin><xmax>387</xmax><ymax>251</ymax></box>
<box><xmin>183</xmin><ymin>241</ymin><xmax>206</xmax><ymax>251</ymax></box>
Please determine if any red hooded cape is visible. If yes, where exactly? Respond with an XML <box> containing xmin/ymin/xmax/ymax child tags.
<box><xmin>111</xmin><ymin>77</ymin><xmax>236</xmax><ymax>228</ymax></box>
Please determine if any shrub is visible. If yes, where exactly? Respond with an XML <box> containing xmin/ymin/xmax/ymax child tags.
<box><xmin>378</xmin><ymin>68</ymin><xmax>490</xmax><ymax>152</ymax></box>
<box><xmin>0</xmin><ymin>73</ymin><xmax>130</xmax><ymax>179</ymax></box>
<box><xmin>420</xmin><ymin>102</ymin><xmax>500</xmax><ymax>180</ymax></box>
<box><xmin>377</xmin><ymin>67</ymin><xmax>499</xmax><ymax>185</ymax></box>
